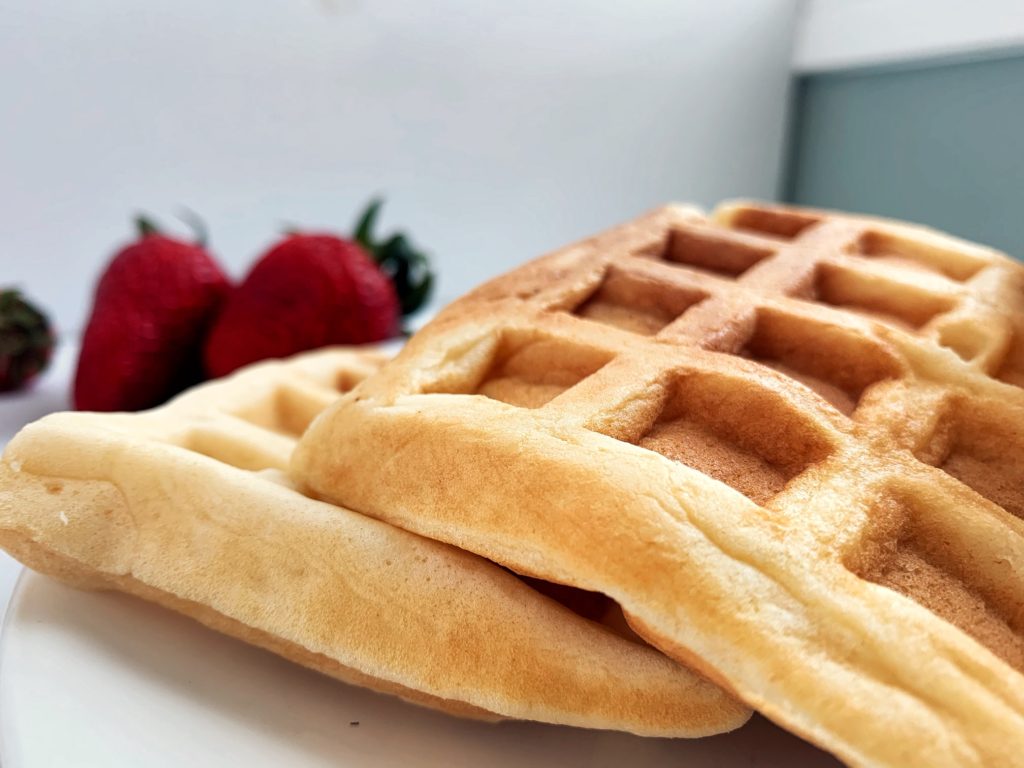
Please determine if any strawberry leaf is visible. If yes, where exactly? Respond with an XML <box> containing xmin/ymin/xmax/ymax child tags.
<box><xmin>135</xmin><ymin>215</ymin><xmax>161</xmax><ymax>239</ymax></box>
<box><xmin>354</xmin><ymin>198</ymin><xmax>384</xmax><ymax>251</ymax></box>
<box><xmin>352</xmin><ymin>199</ymin><xmax>434</xmax><ymax>317</ymax></box>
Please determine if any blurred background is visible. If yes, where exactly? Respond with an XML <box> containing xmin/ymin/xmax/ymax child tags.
<box><xmin>2</xmin><ymin>0</ymin><xmax>797</xmax><ymax>331</ymax></box>
<box><xmin>1</xmin><ymin>0</ymin><xmax>1023</xmax><ymax>331</ymax></box>
<box><xmin>2</xmin><ymin>0</ymin><xmax>1024</xmax><ymax>329</ymax></box>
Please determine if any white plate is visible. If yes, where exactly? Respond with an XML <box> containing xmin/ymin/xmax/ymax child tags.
<box><xmin>0</xmin><ymin>570</ymin><xmax>839</xmax><ymax>767</ymax></box>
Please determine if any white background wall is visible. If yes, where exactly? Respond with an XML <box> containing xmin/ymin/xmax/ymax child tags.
<box><xmin>1</xmin><ymin>0</ymin><xmax>797</xmax><ymax>333</ymax></box>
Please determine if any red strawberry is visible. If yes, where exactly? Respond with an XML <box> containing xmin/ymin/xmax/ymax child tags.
<box><xmin>203</xmin><ymin>200</ymin><xmax>433</xmax><ymax>378</ymax></box>
<box><xmin>74</xmin><ymin>217</ymin><xmax>230</xmax><ymax>411</ymax></box>
<box><xmin>203</xmin><ymin>235</ymin><xmax>397</xmax><ymax>378</ymax></box>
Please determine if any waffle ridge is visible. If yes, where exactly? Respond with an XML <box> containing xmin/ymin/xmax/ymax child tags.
<box><xmin>295</xmin><ymin>203</ymin><xmax>1024</xmax><ymax>767</ymax></box>
<box><xmin>0</xmin><ymin>346</ymin><xmax>748</xmax><ymax>736</ymax></box>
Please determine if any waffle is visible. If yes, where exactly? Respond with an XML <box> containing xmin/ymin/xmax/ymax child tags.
<box><xmin>295</xmin><ymin>203</ymin><xmax>1024</xmax><ymax>767</ymax></box>
<box><xmin>0</xmin><ymin>347</ymin><xmax>748</xmax><ymax>737</ymax></box>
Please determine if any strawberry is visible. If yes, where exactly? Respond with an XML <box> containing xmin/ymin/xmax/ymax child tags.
<box><xmin>203</xmin><ymin>200</ymin><xmax>433</xmax><ymax>378</ymax></box>
<box><xmin>74</xmin><ymin>217</ymin><xmax>230</xmax><ymax>411</ymax></box>
<box><xmin>0</xmin><ymin>289</ymin><xmax>55</xmax><ymax>392</ymax></box>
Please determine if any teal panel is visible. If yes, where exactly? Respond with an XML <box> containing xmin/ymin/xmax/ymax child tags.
<box><xmin>786</xmin><ymin>54</ymin><xmax>1024</xmax><ymax>260</ymax></box>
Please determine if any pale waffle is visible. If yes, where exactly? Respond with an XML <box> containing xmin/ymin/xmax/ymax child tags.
<box><xmin>295</xmin><ymin>203</ymin><xmax>1024</xmax><ymax>767</ymax></box>
<box><xmin>0</xmin><ymin>347</ymin><xmax>748</xmax><ymax>737</ymax></box>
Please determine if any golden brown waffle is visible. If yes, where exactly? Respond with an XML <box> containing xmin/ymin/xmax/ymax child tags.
<box><xmin>0</xmin><ymin>347</ymin><xmax>747</xmax><ymax>737</ymax></box>
<box><xmin>295</xmin><ymin>203</ymin><xmax>1024</xmax><ymax>767</ymax></box>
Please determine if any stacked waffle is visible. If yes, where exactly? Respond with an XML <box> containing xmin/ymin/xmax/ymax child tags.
<box><xmin>3</xmin><ymin>201</ymin><xmax>1022</xmax><ymax>766</ymax></box>
<box><xmin>294</xmin><ymin>203</ymin><xmax>1024</xmax><ymax>767</ymax></box>
<box><xmin>0</xmin><ymin>347</ymin><xmax>743</xmax><ymax>734</ymax></box>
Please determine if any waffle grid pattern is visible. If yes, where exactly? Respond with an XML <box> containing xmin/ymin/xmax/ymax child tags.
<box><xmin>301</xmin><ymin>202</ymin><xmax>1024</xmax><ymax>766</ymax></box>
<box><xmin>1</xmin><ymin>347</ymin><xmax>747</xmax><ymax>734</ymax></box>
<box><xmin>432</xmin><ymin>203</ymin><xmax>1024</xmax><ymax>674</ymax></box>
<box><xmin>170</xmin><ymin>347</ymin><xmax>385</xmax><ymax>473</ymax></box>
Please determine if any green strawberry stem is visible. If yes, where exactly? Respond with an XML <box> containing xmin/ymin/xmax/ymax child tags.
<box><xmin>134</xmin><ymin>211</ymin><xmax>208</xmax><ymax>247</ymax></box>
<box><xmin>135</xmin><ymin>215</ymin><xmax>161</xmax><ymax>239</ymax></box>
<box><xmin>177</xmin><ymin>209</ymin><xmax>209</xmax><ymax>248</ymax></box>
<box><xmin>353</xmin><ymin>199</ymin><xmax>434</xmax><ymax>317</ymax></box>
<box><xmin>353</xmin><ymin>199</ymin><xmax>383</xmax><ymax>247</ymax></box>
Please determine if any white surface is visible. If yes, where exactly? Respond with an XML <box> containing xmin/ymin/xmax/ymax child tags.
<box><xmin>794</xmin><ymin>0</ymin><xmax>1024</xmax><ymax>73</ymax></box>
<box><xmin>0</xmin><ymin>573</ymin><xmax>840</xmax><ymax>767</ymax></box>
<box><xmin>0</xmin><ymin>0</ymin><xmax>798</xmax><ymax>333</ymax></box>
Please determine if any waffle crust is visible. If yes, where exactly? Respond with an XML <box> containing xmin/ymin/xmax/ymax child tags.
<box><xmin>295</xmin><ymin>203</ymin><xmax>1024</xmax><ymax>767</ymax></box>
<box><xmin>0</xmin><ymin>347</ymin><xmax>748</xmax><ymax>736</ymax></box>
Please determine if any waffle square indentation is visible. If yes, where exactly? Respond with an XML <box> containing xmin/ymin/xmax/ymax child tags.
<box><xmin>628</xmin><ymin>371</ymin><xmax>835</xmax><ymax>506</ymax></box>
<box><xmin>475</xmin><ymin>333</ymin><xmax>614</xmax><ymax>409</ymax></box>
<box><xmin>572</xmin><ymin>264</ymin><xmax>708</xmax><ymax>335</ymax></box>
<box><xmin>813</xmin><ymin>263</ymin><xmax>955</xmax><ymax>331</ymax></box>
<box><xmin>736</xmin><ymin>308</ymin><xmax>901</xmax><ymax>416</ymax></box>
<box><xmin>855</xmin><ymin>230</ymin><xmax>986</xmax><ymax>282</ymax></box>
